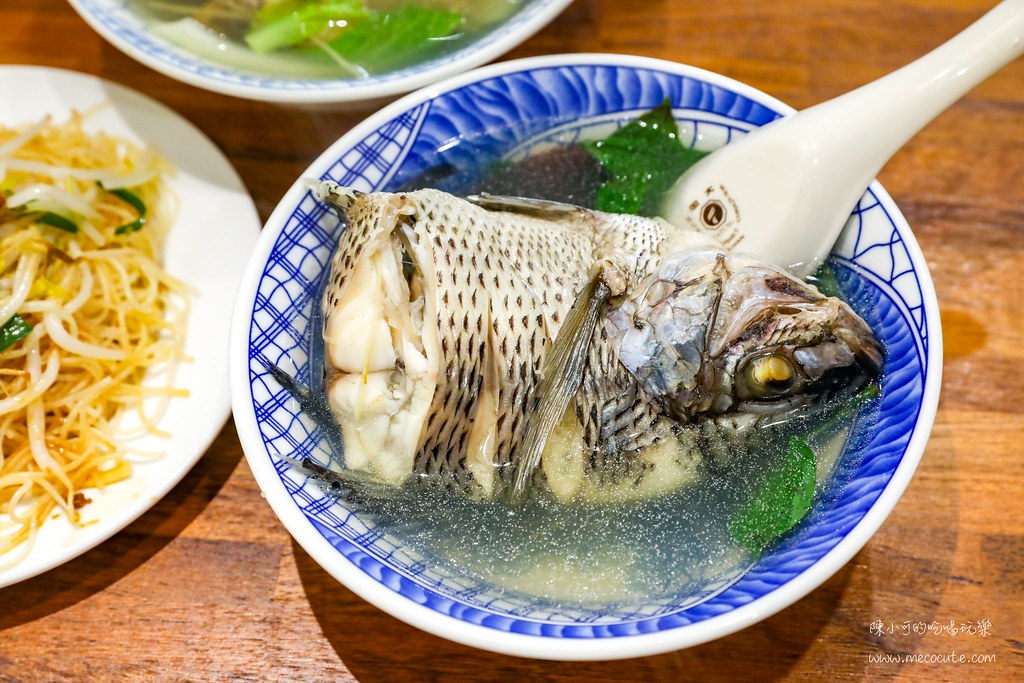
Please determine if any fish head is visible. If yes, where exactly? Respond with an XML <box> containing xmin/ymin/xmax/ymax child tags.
<box><xmin>610</xmin><ymin>251</ymin><xmax>883</xmax><ymax>421</ymax></box>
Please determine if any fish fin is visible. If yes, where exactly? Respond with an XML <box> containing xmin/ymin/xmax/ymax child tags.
<box><xmin>508</xmin><ymin>268</ymin><xmax>612</xmax><ymax>504</ymax></box>
<box><xmin>466</xmin><ymin>193</ymin><xmax>584</xmax><ymax>219</ymax></box>
<box><xmin>311</xmin><ymin>179</ymin><xmax>364</xmax><ymax>211</ymax></box>
<box><xmin>309</xmin><ymin>270</ymin><xmax>332</xmax><ymax>398</ymax></box>
<box><xmin>279</xmin><ymin>454</ymin><xmax>399</xmax><ymax>507</ymax></box>
<box><xmin>257</xmin><ymin>355</ymin><xmax>347</xmax><ymax>468</ymax></box>
<box><xmin>463</xmin><ymin>300</ymin><xmax>503</xmax><ymax>499</ymax></box>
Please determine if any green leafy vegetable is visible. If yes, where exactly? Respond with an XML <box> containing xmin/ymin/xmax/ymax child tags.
<box><xmin>582</xmin><ymin>99</ymin><xmax>708</xmax><ymax>216</ymax></box>
<box><xmin>326</xmin><ymin>4</ymin><xmax>464</xmax><ymax>73</ymax></box>
<box><xmin>245</xmin><ymin>0</ymin><xmax>368</xmax><ymax>54</ymax></box>
<box><xmin>35</xmin><ymin>212</ymin><xmax>79</xmax><ymax>233</ymax></box>
<box><xmin>0</xmin><ymin>314</ymin><xmax>33</xmax><ymax>352</ymax></box>
<box><xmin>729</xmin><ymin>437</ymin><xmax>817</xmax><ymax>556</ymax></box>
<box><xmin>728</xmin><ymin>384</ymin><xmax>881</xmax><ymax>556</ymax></box>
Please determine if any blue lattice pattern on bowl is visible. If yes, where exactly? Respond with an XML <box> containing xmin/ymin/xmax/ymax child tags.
<box><xmin>234</xmin><ymin>58</ymin><xmax>938</xmax><ymax>654</ymax></box>
<box><xmin>70</xmin><ymin>0</ymin><xmax>573</xmax><ymax>100</ymax></box>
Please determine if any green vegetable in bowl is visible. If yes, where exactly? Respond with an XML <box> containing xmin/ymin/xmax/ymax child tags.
<box><xmin>324</xmin><ymin>4</ymin><xmax>464</xmax><ymax>74</ymax></box>
<box><xmin>245</xmin><ymin>0</ymin><xmax>369</xmax><ymax>53</ymax></box>
<box><xmin>728</xmin><ymin>384</ymin><xmax>881</xmax><ymax>555</ymax></box>
<box><xmin>137</xmin><ymin>0</ymin><xmax>493</xmax><ymax>77</ymax></box>
<box><xmin>583</xmin><ymin>99</ymin><xmax>708</xmax><ymax>216</ymax></box>
<box><xmin>728</xmin><ymin>437</ymin><xmax>817</xmax><ymax>556</ymax></box>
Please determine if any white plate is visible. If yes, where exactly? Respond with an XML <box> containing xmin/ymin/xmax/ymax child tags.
<box><xmin>0</xmin><ymin>66</ymin><xmax>261</xmax><ymax>587</ymax></box>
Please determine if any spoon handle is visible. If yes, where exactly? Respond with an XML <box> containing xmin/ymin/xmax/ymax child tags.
<box><xmin>664</xmin><ymin>0</ymin><xmax>1024</xmax><ymax>275</ymax></box>
<box><xmin>801</xmin><ymin>0</ymin><xmax>1024</xmax><ymax>188</ymax></box>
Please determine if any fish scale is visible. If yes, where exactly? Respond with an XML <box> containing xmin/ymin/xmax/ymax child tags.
<box><xmin>409</xmin><ymin>190</ymin><xmax>665</xmax><ymax>490</ymax></box>
<box><xmin>410</xmin><ymin>195</ymin><xmax>583</xmax><ymax>485</ymax></box>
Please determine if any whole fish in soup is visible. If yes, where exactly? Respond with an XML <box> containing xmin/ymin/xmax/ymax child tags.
<box><xmin>308</xmin><ymin>181</ymin><xmax>883</xmax><ymax>505</ymax></box>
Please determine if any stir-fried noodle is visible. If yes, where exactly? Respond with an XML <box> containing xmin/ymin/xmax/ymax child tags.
<box><xmin>0</xmin><ymin>113</ymin><xmax>189</xmax><ymax>564</ymax></box>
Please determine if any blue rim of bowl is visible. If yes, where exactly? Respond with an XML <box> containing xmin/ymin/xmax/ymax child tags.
<box><xmin>67</xmin><ymin>0</ymin><xmax>576</xmax><ymax>103</ymax></box>
<box><xmin>229</xmin><ymin>54</ymin><xmax>942</xmax><ymax>659</ymax></box>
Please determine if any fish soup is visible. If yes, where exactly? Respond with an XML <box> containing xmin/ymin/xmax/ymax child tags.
<box><xmin>131</xmin><ymin>0</ymin><xmax>527</xmax><ymax>79</ymax></box>
<box><xmin>302</xmin><ymin>104</ymin><xmax>885</xmax><ymax>607</ymax></box>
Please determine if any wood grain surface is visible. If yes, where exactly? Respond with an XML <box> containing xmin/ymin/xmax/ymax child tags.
<box><xmin>1</xmin><ymin>0</ymin><xmax>1022</xmax><ymax>681</ymax></box>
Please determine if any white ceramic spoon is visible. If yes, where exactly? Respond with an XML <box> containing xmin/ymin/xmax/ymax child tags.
<box><xmin>662</xmin><ymin>0</ymin><xmax>1024</xmax><ymax>278</ymax></box>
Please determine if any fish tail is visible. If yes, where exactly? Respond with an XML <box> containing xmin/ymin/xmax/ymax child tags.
<box><xmin>278</xmin><ymin>454</ymin><xmax>403</xmax><ymax>509</ymax></box>
<box><xmin>257</xmin><ymin>355</ymin><xmax>347</xmax><ymax>468</ymax></box>
<box><xmin>258</xmin><ymin>357</ymin><xmax>424</xmax><ymax>514</ymax></box>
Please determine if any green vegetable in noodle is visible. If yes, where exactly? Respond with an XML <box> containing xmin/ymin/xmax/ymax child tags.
<box><xmin>245</xmin><ymin>0</ymin><xmax>368</xmax><ymax>54</ymax></box>
<box><xmin>98</xmin><ymin>184</ymin><xmax>148</xmax><ymax>235</ymax></box>
<box><xmin>7</xmin><ymin>196</ymin><xmax>79</xmax><ymax>231</ymax></box>
<box><xmin>0</xmin><ymin>314</ymin><xmax>33</xmax><ymax>352</ymax></box>
<box><xmin>326</xmin><ymin>4</ymin><xmax>464</xmax><ymax>73</ymax></box>
<box><xmin>583</xmin><ymin>99</ymin><xmax>708</xmax><ymax>216</ymax></box>
<box><xmin>35</xmin><ymin>211</ymin><xmax>79</xmax><ymax>233</ymax></box>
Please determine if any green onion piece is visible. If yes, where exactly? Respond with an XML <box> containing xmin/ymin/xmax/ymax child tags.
<box><xmin>0</xmin><ymin>314</ymin><xmax>33</xmax><ymax>352</ymax></box>
<box><xmin>35</xmin><ymin>211</ymin><xmax>79</xmax><ymax>233</ymax></box>
<box><xmin>99</xmin><ymin>184</ymin><xmax>148</xmax><ymax>235</ymax></box>
<box><xmin>246</xmin><ymin>0</ymin><xmax>369</xmax><ymax>54</ymax></box>
<box><xmin>107</xmin><ymin>187</ymin><xmax>147</xmax><ymax>216</ymax></box>
<box><xmin>114</xmin><ymin>219</ymin><xmax>146</xmax><ymax>235</ymax></box>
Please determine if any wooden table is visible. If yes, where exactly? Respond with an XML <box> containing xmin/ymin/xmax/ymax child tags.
<box><xmin>1</xmin><ymin>1</ymin><xmax>1021</xmax><ymax>680</ymax></box>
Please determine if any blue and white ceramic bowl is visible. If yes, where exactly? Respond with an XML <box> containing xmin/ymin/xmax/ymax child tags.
<box><xmin>229</xmin><ymin>54</ymin><xmax>942</xmax><ymax>659</ymax></box>
<box><xmin>66</xmin><ymin>0</ymin><xmax>574</xmax><ymax>105</ymax></box>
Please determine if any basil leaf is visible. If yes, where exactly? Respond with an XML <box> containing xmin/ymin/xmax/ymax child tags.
<box><xmin>807</xmin><ymin>383</ymin><xmax>881</xmax><ymax>442</ymax></box>
<box><xmin>729</xmin><ymin>437</ymin><xmax>817</xmax><ymax>556</ymax></box>
<box><xmin>583</xmin><ymin>99</ymin><xmax>708</xmax><ymax>216</ymax></box>
<box><xmin>0</xmin><ymin>314</ymin><xmax>33</xmax><ymax>352</ymax></box>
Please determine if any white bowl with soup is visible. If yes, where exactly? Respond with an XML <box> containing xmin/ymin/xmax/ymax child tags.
<box><xmin>67</xmin><ymin>0</ymin><xmax>574</xmax><ymax>105</ymax></box>
<box><xmin>229</xmin><ymin>54</ymin><xmax>942</xmax><ymax>659</ymax></box>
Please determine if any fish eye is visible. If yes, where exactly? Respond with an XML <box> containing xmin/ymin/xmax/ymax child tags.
<box><xmin>743</xmin><ymin>354</ymin><xmax>796</xmax><ymax>398</ymax></box>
